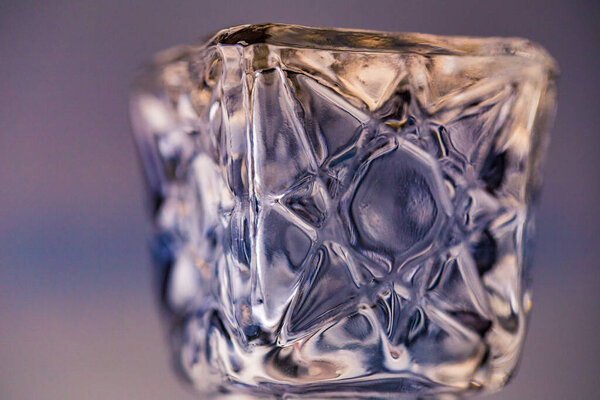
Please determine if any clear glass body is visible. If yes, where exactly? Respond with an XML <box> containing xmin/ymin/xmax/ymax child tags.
<box><xmin>130</xmin><ymin>24</ymin><xmax>557</xmax><ymax>399</ymax></box>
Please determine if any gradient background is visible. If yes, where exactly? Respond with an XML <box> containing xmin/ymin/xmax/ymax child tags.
<box><xmin>1</xmin><ymin>1</ymin><xmax>598</xmax><ymax>399</ymax></box>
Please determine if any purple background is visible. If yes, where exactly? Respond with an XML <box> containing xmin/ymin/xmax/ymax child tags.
<box><xmin>1</xmin><ymin>1</ymin><xmax>598</xmax><ymax>399</ymax></box>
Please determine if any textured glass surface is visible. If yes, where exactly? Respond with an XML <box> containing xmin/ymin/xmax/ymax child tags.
<box><xmin>130</xmin><ymin>24</ymin><xmax>557</xmax><ymax>399</ymax></box>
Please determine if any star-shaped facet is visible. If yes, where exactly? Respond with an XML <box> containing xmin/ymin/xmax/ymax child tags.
<box><xmin>250</xmin><ymin>65</ymin><xmax>504</xmax><ymax>359</ymax></box>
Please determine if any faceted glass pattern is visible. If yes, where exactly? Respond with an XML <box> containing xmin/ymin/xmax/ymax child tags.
<box><xmin>130</xmin><ymin>24</ymin><xmax>557</xmax><ymax>399</ymax></box>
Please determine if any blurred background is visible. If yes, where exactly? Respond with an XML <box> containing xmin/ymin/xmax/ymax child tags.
<box><xmin>1</xmin><ymin>1</ymin><xmax>598</xmax><ymax>399</ymax></box>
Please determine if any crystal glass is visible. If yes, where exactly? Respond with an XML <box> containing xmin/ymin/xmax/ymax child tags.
<box><xmin>129</xmin><ymin>24</ymin><xmax>557</xmax><ymax>399</ymax></box>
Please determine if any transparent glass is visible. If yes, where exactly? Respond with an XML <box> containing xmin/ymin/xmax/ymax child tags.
<box><xmin>130</xmin><ymin>24</ymin><xmax>557</xmax><ymax>399</ymax></box>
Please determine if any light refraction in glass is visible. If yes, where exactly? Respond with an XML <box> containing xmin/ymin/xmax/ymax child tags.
<box><xmin>130</xmin><ymin>24</ymin><xmax>557</xmax><ymax>399</ymax></box>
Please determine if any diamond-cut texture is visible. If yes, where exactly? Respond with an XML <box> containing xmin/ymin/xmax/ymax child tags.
<box><xmin>130</xmin><ymin>24</ymin><xmax>557</xmax><ymax>399</ymax></box>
